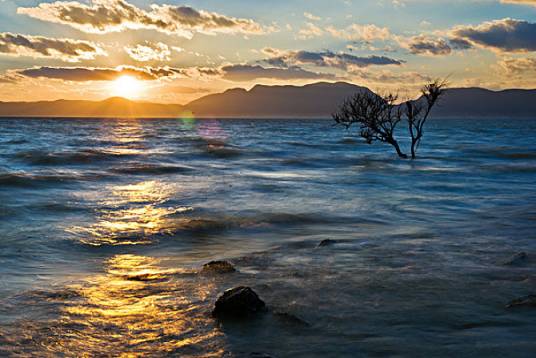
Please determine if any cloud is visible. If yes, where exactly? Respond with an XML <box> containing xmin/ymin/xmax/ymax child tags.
<box><xmin>497</xmin><ymin>57</ymin><xmax>536</xmax><ymax>76</ymax></box>
<box><xmin>297</xmin><ymin>22</ymin><xmax>324</xmax><ymax>39</ymax></box>
<box><xmin>0</xmin><ymin>32</ymin><xmax>105</xmax><ymax>62</ymax></box>
<box><xmin>303</xmin><ymin>12</ymin><xmax>321</xmax><ymax>21</ymax></box>
<box><xmin>15</xmin><ymin>66</ymin><xmax>181</xmax><ymax>81</ymax></box>
<box><xmin>450</xmin><ymin>18</ymin><xmax>536</xmax><ymax>52</ymax></box>
<box><xmin>406</xmin><ymin>35</ymin><xmax>452</xmax><ymax>56</ymax></box>
<box><xmin>124</xmin><ymin>42</ymin><xmax>175</xmax><ymax>62</ymax></box>
<box><xmin>500</xmin><ymin>0</ymin><xmax>536</xmax><ymax>7</ymax></box>
<box><xmin>263</xmin><ymin>50</ymin><xmax>403</xmax><ymax>71</ymax></box>
<box><xmin>0</xmin><ymin>75</ymin><xmax>18</xmax><ymax>83</ymax></box>
<box><xmin>17</xmin><ymin>0</ymin><xmax>269</xmax><ymax>38</ymax></box>
<box><xmin>352</xmin><ymin>68</ymin><xmax>432</xmax><ymax>84</ymax></box>
<box><xmin>326</xmin><ymin>24</ymin><xmax>392</xmax><ymax>42</ymax></box>
<box><xmin>220</xmin><ymin>64</ymin><xmax>336</xmax><ymax>81</ymax></box>
<box><xmin>449</xmin><ymin>37</ymin><xmax>473</xmax><ymax>50</ymax></box>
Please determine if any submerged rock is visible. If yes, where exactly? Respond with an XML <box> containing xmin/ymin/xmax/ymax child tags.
<box><xmin>201</xmin><ymin>260</ymin><xmax>236</xmax><ymax>274</ymax></box>
<box><xmin>502</xmin><ymin>252</ymin><xmax>528</xmax><ymax>266</ymax></box>
<box><xmin>212</xmin><ymin>286</ymin><xmax>265</xmax><ymax>318</ymax></box>
<box><xmin>506</xmin><ymin>295</ymin><xmax>536</xmax><ymax>308</ymax></box>
<box><xmin>318</xmin><ymin>239</ymin><xmax>337</xmax><ymax>247</ymax></box>
<box><xmin>273</xmin><ymin>311</ymin><xmax>310</xmax><ymax>327</ymax></box>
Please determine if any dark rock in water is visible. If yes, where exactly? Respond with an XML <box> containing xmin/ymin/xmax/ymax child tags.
<box><xmin>201</xmin><ymin>260</ymin><xmax>236</xmax><ymax>274</ymax></box>
<box><xmin>273</xmin><ymin>311</ymin><xmax>310</xmax><ymax>327</ymax></box>
<box><xmin>212</xmin><ymin>286</ymin><xmax>265</xmax><ymax>318</ymax></box>
<box><xmin>318</xmin><ymin>239</ymin><xmax>337</xmax><ymax>247</ymax></box>
<box><xmin>502</xmin><ymin>252</ymin><xmax>528</xmax><ymax>266</ymax></box>
<box><xmin>250</xmin><ymin>353</ymin><xmax>275</xmax><ymax>358</ymax></box>
<box><xmin>506</xmin><ymin>295</ymin><xmax>536</xmax><ymax>308</ymax></box>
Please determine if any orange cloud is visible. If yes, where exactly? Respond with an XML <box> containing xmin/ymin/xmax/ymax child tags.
<box><xmin>18</xmin><ymin>0</ymin><xmax>270</xmax><ymax>38</ymax></box>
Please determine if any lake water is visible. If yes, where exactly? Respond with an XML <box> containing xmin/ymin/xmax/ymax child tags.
<box><xmin>1</xmin><ymin>117</ymin><xmax>535</xmax><ymax>357</ymax></box>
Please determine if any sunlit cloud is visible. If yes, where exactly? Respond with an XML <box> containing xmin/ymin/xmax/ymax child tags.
<box><xmin>296</xmin><ymin>22</ymin><xmax>324</xmax><ymax>40</ymax></box>
<box><xmin>15</xmin><ymin>66</ymin><xmax>180</xmax><ymax>82</ymax></box>
<box><xmin>17</xmin><ymin>0</ymin><xmax>270</xmax><ymax>38</ymax></box>
<box><xmin>124</xmin><ymin>42</ymin><xmax>178</xmax><ymax>62</ymax></box>
<box><xmin>500</xmin><ymin>0</ymin><xmax>536</xmax><ymax>7</ymax></box>
<box><xmin>497</xmin><ymin>56</ymin><xmax>536</xmax><ymax>76</ymax></box>
<box><xmin>0</xmin><ymin>32</ymin><xmax>106</xmax><ymax>62</ymax></box>
<box><xmin>326</xmin><ymin>24</ymin><xmax>392</xmax><ymax>42</ymax></box>
<box><xmin>303</xmin><ymin>12</ymin><xmax>321</xmax><ymax>21</ymax></box>
<box><xmin>352</xmin><ymin>68</ymin><xmax>432</xmax><ymax>85</ymax></box>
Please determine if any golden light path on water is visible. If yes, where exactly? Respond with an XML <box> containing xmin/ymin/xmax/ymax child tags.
<box><xmin>0</xmin><ymin>117</ymin><xmax>247</xmax><ymax>355</ymax></box>
<box><xmin>65</xmin><ymin>116</ymin><xmax>232</xmax><ymax>247</ymax></box>
<box><xmin>72</xmin><ymin>116</ymin><xmax>227</xmax><ymax>251</ymax></box>
<box><xmin>0</xmin><ymin>254</ymin><xmax>226</xmax><ymax>356</ymax></box>
<box><xmin>67</xmin><ymin>180</ymin><xmax>193</xmax><ymax>246</ymax></box>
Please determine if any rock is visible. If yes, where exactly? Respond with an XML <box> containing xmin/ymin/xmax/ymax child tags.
<box><xmin>318</xmin><ymin>239</ymin><xmax>337</xmax><ymax>247</ymax></box>
<box><xmin>502</xmin><ymin>252</ymin><xmax>528</xmax><ymax>266</ymax></box>
<box><xmin>506</xmin><ymin>295</ymin><xmax>536</xmax><ymax>308</ymax></box>
<box><xmin>201</xmin><ymin>260</ymin><xmax>236</xmax><ymax>274</ymax></box>
<box><xmin>273</xmin><ymin>311</ymin><xmax>310</xmax><ymax>327</ymax></box>
<box><xmin>212</xmin><ymin>286</ymin><xmax>266</xmax><ymax>318</ymax></box>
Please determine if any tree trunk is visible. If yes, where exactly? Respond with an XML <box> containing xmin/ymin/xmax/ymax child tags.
<box><xmin>411</xmin><ymin>140</ymin><xmax>417</xmax><ymax>159</ymax></box>
<box><xmin>391</xmin><ymin>140</ymin><xmax>408</xmax><ymax>159</ymax></box>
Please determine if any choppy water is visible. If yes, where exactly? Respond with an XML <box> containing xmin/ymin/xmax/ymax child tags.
<box><xmin>1</xmin><ymin>117</ymin><xmax>536</xmax><ymax>357</ymax></box>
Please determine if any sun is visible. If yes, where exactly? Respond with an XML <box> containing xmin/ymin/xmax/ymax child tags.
<box><xmin>110</xmin><ymin>75</ymin><xmax>143</xmax><ymax>99</ymax></box>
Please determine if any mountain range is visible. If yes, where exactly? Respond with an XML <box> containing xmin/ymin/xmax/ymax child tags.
<box><xmin>0</xmin><ymin>82</ymin><xmax>534</xmax><ymax>118</ymax></box>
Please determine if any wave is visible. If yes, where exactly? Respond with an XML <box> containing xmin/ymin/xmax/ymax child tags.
<box><xmin>110</xmin><ymin>164</ymin><xmax>195</xmax><ymax>175</ymax></box>
<box><xmin>478</xmin><ymin>164</ymin><xmax>536</xmax><ymax>174</ymax></box>
<box><xmin>203</xmin><ymin>144</ymin><xmax>243</xmax><ymax>158</ymax></box>
<box><xmin>72</xmin><ymin>211</ymin><xmax>359</xmax><ymax>247</ymax></box>
<box><xmin>1</xmin><ymin>138</ymin><xmax>28</xmax><ymax>145</ymax></box>
<box><xmin>14</xmin><ymin>149</ymin><xmax>138</xmax><ymax>166</ymax></box>
<box><xmin>0</xmin><ymin>171</ymin><xmax>103</xmax><ymax>188</ymax></box>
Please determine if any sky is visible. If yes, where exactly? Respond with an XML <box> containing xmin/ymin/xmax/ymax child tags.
<box><xmin>0</xmin><ymin>0</ymin><xmax>535</xmax><ymax>103</ymax></box>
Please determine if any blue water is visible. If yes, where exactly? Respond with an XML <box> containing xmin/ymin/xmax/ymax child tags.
<box><xmin>1</xmin><ymin>118</ymin><xmax>536</xmax><ymax>357</ymax></box>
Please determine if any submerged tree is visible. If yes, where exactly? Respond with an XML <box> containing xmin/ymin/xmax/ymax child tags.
<box><xmin>405</xmin><ymin>81</ymin><xmax>447</xmax><ymax>159</ymax></box>
<box><xmin>333</xmin><ymin>80</ymin><xmax>447</xmax><ymax>159</ymax></box>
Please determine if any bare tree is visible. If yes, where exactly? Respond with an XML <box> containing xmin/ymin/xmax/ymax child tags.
<box><xmin>333</xmin><ymin>91</ymin><xmax>407</xmax><ymax>158</ymax></box>
<box><xmin>405</xmin><ymin>80</ymin><xmax>447</xmax><ymax>159</ymax></box>
<box><xmin>333</xmin><ymin>80</ymin><xmax>447</xmax><ymax>159</ymax></box>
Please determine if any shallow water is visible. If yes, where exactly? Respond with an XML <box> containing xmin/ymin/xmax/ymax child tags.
<box><xmin>1</xmin><ymin>117</ymin><xmax>536</xmax><ymax>357</ymax></box>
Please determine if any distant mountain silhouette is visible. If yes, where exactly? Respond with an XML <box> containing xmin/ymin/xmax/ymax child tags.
<box><xmin>0</xmin><ymin>82</ymin><xmax>534</xmax><ymax>118</ymax></box>
<box><xmin>187</xmin><ymin>82</ymin><xmax>372</xmax><ymax>118</ymax></box>
<box><xmin>428</xmin><ymin>87</ymin><xmax>536</xmax><ymax>118</ymax></box>
<box><xmin>0</xmin><ymin>97</ymin><xmax>185</xmax><ymax>118</ymax></box>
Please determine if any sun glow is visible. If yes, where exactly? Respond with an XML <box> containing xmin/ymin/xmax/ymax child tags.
<box><xmin>110</xmin><ymin>75</ymin><xmax>143</xmax><ymax>99</ymax></box>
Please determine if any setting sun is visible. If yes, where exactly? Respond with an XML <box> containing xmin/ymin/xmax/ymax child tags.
<box><xmin>111</xmin><ymin>75</ymin><xmax>143</xmax><ymax>99</ymax></box>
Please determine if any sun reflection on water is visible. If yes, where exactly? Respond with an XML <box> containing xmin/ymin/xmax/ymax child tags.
<box><xmin>3</xmin><ymin>254</ymin><xmax>225</xmax><ymax>356</ymax></box>
<box><xmin>69</xmin><ymin>181</ymin><xmax>193</xmax><ymax>246</ymax></box>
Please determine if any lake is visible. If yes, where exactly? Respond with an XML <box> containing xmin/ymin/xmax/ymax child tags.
<box><xmin>1</xmin><ymin>117</ymin><xmax>535</xmax><ymax>357</ymax></box>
